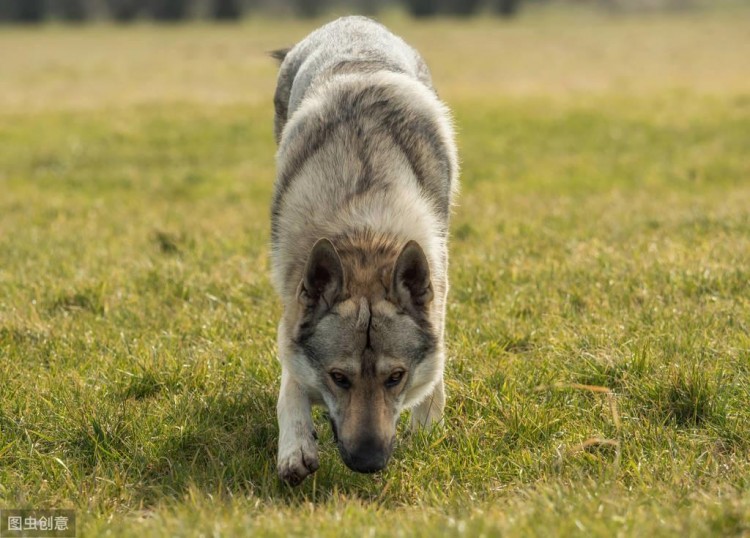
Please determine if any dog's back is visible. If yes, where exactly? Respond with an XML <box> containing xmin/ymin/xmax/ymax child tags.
<box><xmin>271</xmin><ymin>16</ymin><xmax>458</xmax><ymax>304</ymax></box>
<box><xmin>273</xmin><ymin>16</ymin><xmax>435</xmax><ymax>141</ymax></box>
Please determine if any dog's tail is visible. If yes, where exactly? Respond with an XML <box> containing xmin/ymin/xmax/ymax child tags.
<box><xmin>270</xmin><ymin>48</ymin><xmax>291</xmax><ymax>64</ymax></box>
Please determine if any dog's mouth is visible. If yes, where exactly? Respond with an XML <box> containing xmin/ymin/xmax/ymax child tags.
<box><xmin>337</xmin><ymin>436</ymin><xmax>395</xmax><ymax>474</ymax></box>
<box><xmin>328</xmin><ymin>415</ymin><xmax>395</xmax><ymax>473</ymax></box>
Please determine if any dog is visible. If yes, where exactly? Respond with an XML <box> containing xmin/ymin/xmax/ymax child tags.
<box><xmin>271</xmin><ymin>16</ymin><xmax>458</xmax><ymax>485</ymax></box>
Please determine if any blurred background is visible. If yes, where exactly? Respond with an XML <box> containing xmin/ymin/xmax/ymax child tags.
<box><xmin>0</xmin><ymin>0</ymin><xmax>740</xmax><ymax>23</ymax></box>
<box><xmin>2</xmin><ymin>0</ymin><xmax>747</xmax><ymax>114</ymax></box>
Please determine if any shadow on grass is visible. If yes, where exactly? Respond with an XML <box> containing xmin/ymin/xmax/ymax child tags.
<box><xmin>137</xmin><ymin>391</ymin><xmax>282</xmax><ymax>503</ymax></box>
<box><xmin>125</xmin><ymin>390</ymin><xmax>486</xmax><ymax>506</ymax></box>
<box><xmin>62</xmin><ymin>386</ymin><xmax>395</xmax><ymax>507</ymax></box>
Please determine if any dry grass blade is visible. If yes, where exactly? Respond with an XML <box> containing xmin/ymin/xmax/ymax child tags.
<box><xmin>569</xmin><ymin>438</ymin><xmax>621</xmax><ymax>454</ymax></box>
<box><xmin>535</xmin><ymin>383</ymin><xmax>613</xmax><ymax>394</ymax></box>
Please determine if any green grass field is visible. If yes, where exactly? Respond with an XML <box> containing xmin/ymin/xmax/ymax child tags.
<box><xmin>1</xmin><ymin>6</ymin><xmax>749</xmax><ymax>537</ymax></box>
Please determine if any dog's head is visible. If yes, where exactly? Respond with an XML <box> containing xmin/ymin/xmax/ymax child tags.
<box><xmin>291</xmin><ymin>237</ymin><xmax>438</xmax><ymax>473</ymax></box>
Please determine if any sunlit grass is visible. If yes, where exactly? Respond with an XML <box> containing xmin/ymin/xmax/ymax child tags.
<box><xmin>0</xmin><ymin>7</ymin><xmax>749</xmax><ymax>537</ymax></box>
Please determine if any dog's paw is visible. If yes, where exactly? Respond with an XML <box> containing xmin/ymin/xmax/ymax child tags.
<box><xmin>277</xmin><ymin>435</ymin><xmax>319</xmax><ymax>486</ymax></box>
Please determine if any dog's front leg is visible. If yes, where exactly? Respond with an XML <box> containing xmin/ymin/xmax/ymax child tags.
<box><xmin>277</xmin><ymin>367</ymin><xmax>319</xmax><ymax>485</ymax></box>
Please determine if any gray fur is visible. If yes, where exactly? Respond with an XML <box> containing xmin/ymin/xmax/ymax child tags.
<box><xmin>273</xmin><ymin>16</ymin><xmax>435</xmax><ymax>142</ymax></box>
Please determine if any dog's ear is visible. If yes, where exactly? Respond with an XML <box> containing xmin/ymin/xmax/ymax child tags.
<box><xmin>299</xmin><ymin>238</ymin><xmax>344</xmax><ymax>308</ymax></box>
<box><xmin>391</xmin><ymin>241</ymin><xmax>433</xmax><ymax>311</ymax></box>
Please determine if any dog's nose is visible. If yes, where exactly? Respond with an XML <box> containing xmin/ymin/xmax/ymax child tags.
<box><xmin>340</xmin><ymin>436</ymin><xmax>392</xmax><ymax>473</ymax></box>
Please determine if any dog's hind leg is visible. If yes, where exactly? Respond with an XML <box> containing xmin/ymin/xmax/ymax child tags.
<box><xmin>410</xmin><ymin>376</ymin><xmax>445</xmax><ymax>431</ymax></box>
<box><xmin>277</xmin><ymin>367</ymin><xmax>319</xmax><ymax>485</ymax></box>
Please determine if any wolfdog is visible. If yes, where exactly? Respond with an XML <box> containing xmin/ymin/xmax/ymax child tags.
<box><xmin>271</xmin><ymin>16</ymin><xmax>458</xmax><ymax>485</ymax></box>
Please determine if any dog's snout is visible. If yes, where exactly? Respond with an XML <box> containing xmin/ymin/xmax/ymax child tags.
<box><xmin>340</xmin><ymin>436</ymin><xmax>393</xmax><ymax>474</ymax></box>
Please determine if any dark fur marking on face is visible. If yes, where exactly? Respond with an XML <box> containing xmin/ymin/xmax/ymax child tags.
<box><xmin>294</xmin><ymin>315</ymin><xmax>324</xmax><ymax>362</ymax></box>
<box><xmin>295</xmin><ymin>302</ymin><xmax>435</xmax><ymax>367</ymax></box>
<box><xmin>294</xmin><ymin>304</ymin><xmax>370</xmax><ymax>366</ymax></box>
<box><xmin>409</xmin><ymin>314</ymin><xmax>436</xmax><ymax>360</ymax></box>
<box><xmin>365</xmin><ymin>302</ymin><xmax>373</xmax><ymax>350</ymax></box>
<box><xmin>361</xmin><ymin>347</ymin><xmax>378</xmax><ymax>377</ymax></box>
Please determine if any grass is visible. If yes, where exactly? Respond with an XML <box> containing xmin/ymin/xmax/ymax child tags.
<box><xmin>1</xmin><ymin>6</ymin><xmax>749</xmax><ymax>537</ymax></box>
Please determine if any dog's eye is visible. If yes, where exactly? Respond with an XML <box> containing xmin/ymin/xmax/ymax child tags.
<box><xmin>330</xmin><ymin>371</ymin><xmax>351</xmax><ymax>389</ymax></box>
<box><xmin>385</xmin><ymin>371</ymin><xmax>404</xmax><ymax>388</ymax></box>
